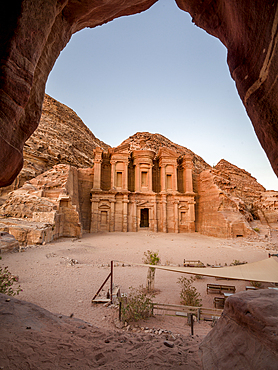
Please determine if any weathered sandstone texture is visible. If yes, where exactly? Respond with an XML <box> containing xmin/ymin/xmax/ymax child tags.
<box><xmin>0</xmin><ymin>94</ymin><xmax>109</xmax><ymax>204</ymax></box>
<box><xmin>254</xmin><ymin>191</ymin><xmax>278</xmax><ymax>228</ymax></box>
<box><xmin>0</xmin><ymin>293</ymin><xmax>203</xmax><ymax>369</ymax></box>
<box><xmin>0</xmin><ymin>0</ymin><xmax>278</xmax><ymax>188</ymax></box>
<box><xmin>90</xmin><ymin>133</ymin><xmax>198</xmax><ymax>234</ymax></box>
<box><xmin>0</xmin><ymin>164</ymin><xmax>92</xmax><ymax>245</ymax></box>
<box><xmin>200</xmin><ymin>289</ymin><xmax>278</xmax><ymax>369</ymax></box>
<box><xmin>0</xmin><ymin>232</ymin><xmax>19</xmax><ymax>253</ymax></box>
<box><xmin>195</xmin><ymin>159</ymin><xmax>271</xmax><ymax>238</ymax></box>
<box><xmin>1</xmin><ymin>129</ymin><xmax>277</xmax><ymax>245</ymax></box>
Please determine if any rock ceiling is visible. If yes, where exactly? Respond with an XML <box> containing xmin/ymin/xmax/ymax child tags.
<box><xmin>0</xmin><ymin>0</ymin><xmax>278</xmax><ymax>187</ymax></box>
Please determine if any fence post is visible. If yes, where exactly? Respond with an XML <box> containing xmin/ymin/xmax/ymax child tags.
<box><xmin>110</xmin><ymin>260</ymin><xmax>113</xmax><ymax>304</ymax></box>
<box><xmin>188</xmin><ymin>313</ymin><xmax>194</xmax><ymax>335</ymax></box>
<box><xmin>119</xmin><ymin>300</ymin><xmax>122</xmax><ymax>321</ymax></box>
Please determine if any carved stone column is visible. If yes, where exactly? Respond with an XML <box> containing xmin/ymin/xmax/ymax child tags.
<box><xmin>122</xmin><ymin>194</ymin><xmax>129</xmax><ymax>232</ymax></box>
<box><xmin>135</xmin><ymin>163</ymin><xmax>140</xmax><ymax>192</ymax></box>
<box><xmin>123</xmin><ymin>158</ymin><xmax>129</xmax><ymax>191</ymax></box>
<box><xmin>110</xmin><ymin>160</ymin><xmax>116</xmax><ymax>190</ymax></box>
<box><xmin>160</xmin><ymin>164</ymin><xmax>166</xmax><ymax>192</ymax></box>
<box><xmin>93</xmin><ymin>148</ymin><xmax>103</xmax><ymax>190</ymax></box>
<box><xmin>153</xmin><ymin>197</ymin><xmax>157</xmax><ymax>232</ymax></box>
<box><xmin>109</xmin><ymin>199</ymin><xmax>115</xmax><ymax>232</ymax></box>
<box><xmin>172</xmin><ymin>164</ymin><xmax>178</xmax><ymax>192</ymax></box>
<box><xmin>90</xmin><ymin>199</ymin><xmax>99</xmax><ymax>232</ymax></box>
<box><xmin>183</xmin><ymin>156</ymin><xmax>193</xmax><ymax>193</ymax></box>
<box><xmin>133</xmin><ymin>200</ymin><xmax>137</xmax><ymax>231</ymax></box>
<box><xmin>174</xmin><ymin>200</ymin><xmax>179</xmax><ymax>233</ymax></box>
<box><xmin>161</xmin><ymin>194</ymin><xmax>167</xmax><ymax>233</ymax></box>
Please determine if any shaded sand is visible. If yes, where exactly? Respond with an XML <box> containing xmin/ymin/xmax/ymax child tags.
<box><xmin>1</xmin><ymin>231</ymin><xmax>277</xmax><ymax>369</ymax></box>
<box><xmin>0</xmin><ymin>294</ymin><xmax>203</xmax><ymax>369</ymax></box>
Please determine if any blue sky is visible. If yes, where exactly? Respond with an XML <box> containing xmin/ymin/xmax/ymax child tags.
<box><xmin>46</xmin><ymin>0</ymin><xmax>277</xmax><ymax>190</ymax></box>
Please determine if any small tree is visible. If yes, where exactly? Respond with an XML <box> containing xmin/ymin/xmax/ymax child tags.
<box><xmin>120</xmin><ymin>286</ymin><xmax>154</xmax><ymax>323</ymax></box>
<box><xmin>177</xmin><ymin>276</ymin><xmax>202</xmax><ymax>307</ymax></box>
<box><xmin>0</xmin><ymin>266</ymin><xmax>22</xmax><ymax>296</ymax></box>
<box><xmin>143</xmin><ymin>250</ymin><xmax>160</xmax><ymax>291</ymax></box>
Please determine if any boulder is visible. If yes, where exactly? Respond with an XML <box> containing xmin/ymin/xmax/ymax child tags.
<box><xmin>0</xmin><ymin>232</ymin><xmax>19</xmax><ymax>253</ymax></box>
<box><xmin>200</xmin><ymin>289</ymin><xmax>278</xmax><ymax>369</ymax></box>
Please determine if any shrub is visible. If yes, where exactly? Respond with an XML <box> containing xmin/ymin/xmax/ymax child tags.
<box><xmin>230</xmin><ymin>259</ymin><xmax>247</xmax><ymax>266</ymax></box>
<box><xmin>0</xmin><ymin>266</ymin><xmax>22</xmax><ymax>296</ymax></box>
<box><xmin>177</xmin><ymin>276</ymin><xmax>202</xmax><ymax>307</ymax></box>
<box><xmin>250</xmin><ymin>281</ymin><xmax>262</xmax><ymax>288</ymax></box>
<box><xmin>120</xmin><ymin>286</ymin><xmax>154</xmax><ymax>323</ymax></box>
<box><xmin>253</xmin><ymin>227</ymin><xmax>260</xmax><ymax>232</ymax></box>
<box><xmin>143</xmin><ymin>250</ymin><xmax>160</xmax><ymax>267</ymax></box>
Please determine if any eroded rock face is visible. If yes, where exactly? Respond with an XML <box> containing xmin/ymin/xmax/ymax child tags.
<box><xmin>0</xmin><ymin>232</ymin><xmax>19</xmax><ymax>253</ymax></box>
<box><xmin>1</xmin><ymin>130</ymin><xmax>277</xmax><ymax>244</ymax></box>
<box><xmin>200</xmin><ymin>289</ymin><xmax>278</xmax><ymax>369</ymax></box>
<box><xmin>254</xmin><ymin>191</ymin><xmax>278</xmax><ymax>227</ymax></box>
<box><xmin>0</xmin><ymin>1</ymin><xmax>277</xmax><ymax>187</ymax></box>
<box><xmin>0</xmin><ymin>164</ymin><xmax>85</xmax><ymax>245</ymax></box>
<box><xmin>0</xmin><ymin>94</ymin><xmax>109</xmax><ymax>203</ymax></box>
<box><xmin>195</xmin><ymin>159</ymin><xmax>278</xmax><ymax>238</ymax></box>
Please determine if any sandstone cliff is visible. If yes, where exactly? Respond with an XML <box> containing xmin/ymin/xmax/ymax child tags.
<box><xmin>0</xmin><ymin>95</ymin><xmax>109</xmax><ymax>204</ymax></box>
<box><xmin>0</xmin><ymin>164</ymin><xmax>90</xmax><ymax>245</ymax></box>
<box><xmin>0</xmin><ymin>97</ymin><xmax>277</xmax><ymax>244</ymax></box>
<box><xmin>195</xmin><ymin>159</ymin><xmax>271</xmax><ymax>238</ymax></box>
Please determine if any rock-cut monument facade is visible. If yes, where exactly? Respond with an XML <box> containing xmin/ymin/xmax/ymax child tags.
<box><xmin>90</xmin><ymin>145</ymin><xmax>195</xmax><ymax>233</ymax></box>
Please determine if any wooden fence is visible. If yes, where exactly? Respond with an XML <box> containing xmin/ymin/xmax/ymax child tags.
<box><xmin>152</xmin><ymin>302</ymin><xmax>223</xmax><ymax>322</ymax></box>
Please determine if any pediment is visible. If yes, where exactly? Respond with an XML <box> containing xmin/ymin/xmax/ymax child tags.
<box><xmin>99</xmin><ymin>202</ymin><xmax>110</xmax><ymax>210</ymax></box>
<box><xmin>158</xmin><ymin>147</ymin><xmax>179</xmax><ymax>159</ymax></box>
<box><xmin>179</xmin><ymin>204</ymin><xmax>189</xmax><ymax>210</ymax></box>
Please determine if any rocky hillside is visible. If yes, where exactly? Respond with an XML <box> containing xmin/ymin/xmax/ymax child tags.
<box><xmin>212</xmin><ymin>159</ymin><xmax>266</xmax><ymax>220</ymax></box>
<box><xmin>25</xmin><ymin>94</ymin><xmax>109</xmax><ymax>171</ymax></box>
<box><xmin>0</xmin><ymin>95</ymin><xmax>109</xmax><ymax>202</ymax></box>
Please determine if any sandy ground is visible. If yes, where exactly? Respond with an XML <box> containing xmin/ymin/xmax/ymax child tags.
<box><xmin>1</xmin><ymin>231</ymin><xmax>277</xmax><ymax>331</ymax></box>
<box><xmin>1</xmin><ymin>231</ymin><xmax>277</xmax><ymax>369</ymax></box>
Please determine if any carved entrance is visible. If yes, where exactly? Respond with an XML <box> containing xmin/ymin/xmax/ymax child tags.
<box><xmin>140</xmin><ymin>208</ymin><xmax>149</xmax><ymax>228</ymax></box>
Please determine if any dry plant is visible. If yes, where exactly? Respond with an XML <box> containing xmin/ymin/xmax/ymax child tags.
<box><xmin>119</xmin><ymin>286</ymin><xmax>154</xmax><ymax>323</ymax></box>
<box><xmin>143</xmin><ymin>250</ymin><xmax>160</xmax><ymax>291</ymax></box>
<box><xmin>0</xmin><ymin>266</ymin><xmax>22</xmax><ymax>296</ymax></box>
<box><xmin>230</xmin><ymin>259</ymin><xmax>247</xmax><ymax>266</ymax></box>
<box><xmin>177</xmin><ymin>276</ymin><xmax>202</xmax><ymax>307</ymax></box>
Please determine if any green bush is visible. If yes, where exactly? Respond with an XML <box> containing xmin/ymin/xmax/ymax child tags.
<box><xmin>177</xmin><ymin>276</ymin><xmax>202</xmax><ymax>307</ymax></box>
<box><xmin>120</xmin><ymin>286</ymin><xmax>154</xmax><ymax>323</ymax></box>
<box><xmin>0</xmin><ymin>266</ymin><xmax>22</xmax><ymax>296</ymax></box>
<box><xmin>143</xmin><ymin>250</ymin><xmax>160</xmax><ymax>268</ymax></box>
<box><xmin>253</xmin><ymin>227</ymin><xmax>260</xmax><ymax>232</ymax></box>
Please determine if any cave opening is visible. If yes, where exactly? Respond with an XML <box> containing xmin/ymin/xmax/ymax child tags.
<box><xmin>44</xmin><ymin>0</ymin><xmax>277</xmax><ymax>191</ymax></box>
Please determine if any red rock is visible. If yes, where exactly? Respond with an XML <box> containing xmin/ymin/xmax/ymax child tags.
<box><xmin>0</xmin><ymin>1</ymin><xmax>278</xmax><ymax>187</ymax></box>
<box><xmin>200</xmin><ymin>289</ymin><xmax>278</xmax><ymax>369</ymax></box>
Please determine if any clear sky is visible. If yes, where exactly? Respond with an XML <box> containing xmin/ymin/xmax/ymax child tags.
<box><xmin>46</xmin><ymin>0</ymin><xmax>278</xmax><ymax>191</ymax></box>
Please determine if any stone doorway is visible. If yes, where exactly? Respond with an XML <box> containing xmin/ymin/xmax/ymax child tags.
<box><xmin>140</xmin><ymin>208</ymin><xmax>149</xmax><ymax>228</ymax></box>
